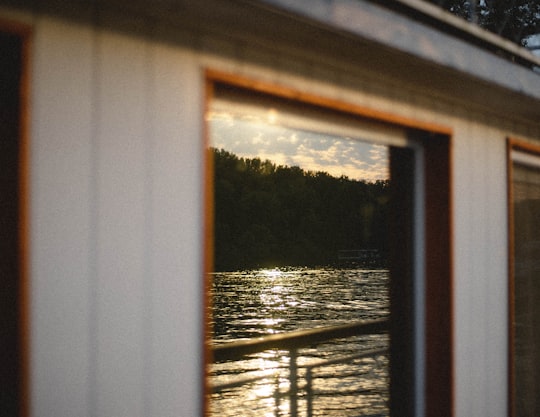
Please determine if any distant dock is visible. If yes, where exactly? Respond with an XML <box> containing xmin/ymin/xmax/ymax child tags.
<box><xmin>337</xmin><ymin>249</ymin><xmax>383</xmax><ymax>266</ymax></box>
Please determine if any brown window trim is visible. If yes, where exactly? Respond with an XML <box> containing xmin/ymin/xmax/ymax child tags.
<box><xmin>423</xmin><ymin>130</ymin><xmax>453</xmax><ymax>417</ymax></box>
<box><xmin>507</xmin><ymin>137</ymin><xmax>540</xmax><ymax>417</ymax></box>
<box><xmin>0</xmin><ymin>17</ymin><xmax>32</xmax><ymax>417</ymax></box>
<box><xmin>203</xmin><ymin>69</ymin><xmax>453</xmax><ymax>417</ymax></box>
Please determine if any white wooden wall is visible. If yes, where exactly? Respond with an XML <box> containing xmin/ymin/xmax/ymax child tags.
<box><xmin>2</xmin><ymin>7</ymin><xmax>538</xmax><ymax>417</ymax></box>
<box><xmin>30</xmin><ymin>16</ymin><xmax>204</xmax><ymax>417</ymax></box>
<box><xmin>453</xmin><ymin>118</ymin><xmax>509</xmax><ymax>417</ymax></box>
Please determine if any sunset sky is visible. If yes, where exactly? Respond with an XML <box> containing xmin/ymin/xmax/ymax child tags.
<box><xmin>209</xmin><ymin>110</ymin><xmax>389</xmax><ymax>182</ymax></box>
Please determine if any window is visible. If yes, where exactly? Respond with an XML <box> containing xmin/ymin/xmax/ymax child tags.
<box><xmin>509</xmin><ymin>140</ymin><xmax>540</xmax><ymax>417</ymax></box>
<box><xmin>204</xmin><ymin>71</ymin><xmax>452</xmax><ymax>417</ymax></box>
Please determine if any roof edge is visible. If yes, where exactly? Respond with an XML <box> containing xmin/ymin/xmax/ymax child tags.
<box><xmin>258</xmin><ymin>0</ymin><xmax>540</xmax><ymax>70</ymax></box>
<box><xmin>374</xmin><ymin>0</ymin><xmax>540</xmax><ymax>69</ymax></box>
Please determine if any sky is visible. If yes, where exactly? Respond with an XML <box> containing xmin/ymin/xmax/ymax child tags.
<box><xmin>209</xmin><ymin>110</ymin><xmax>389</xmax><ymax>182</ymax></box>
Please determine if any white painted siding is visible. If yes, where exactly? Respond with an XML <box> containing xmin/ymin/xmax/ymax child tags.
<box><xmin>29</xmin><ymin>17</ymin><xmax>204</xmax><ymax>417</ymax></box>
<box><xmin>94</xmin><ymin>29</ymin><xmax>148</xmax><ymax>417</ymax></box>
<box><xmin>2</xmin><ymin>4</ymin><xmax>536</xmax><ymax>417</ymax></box>
<box><xmin>453</xmin><ymin>118</ymin><xmax>509</xmax><ymax>417</ymax></box>
<box><xmin>31</xmin><ymin>18</ymin><xmax>94</xmax><ymax>417</ymax></box>
<box><xmin>148</xmin><ymin>44</ymin><xmax>204</xmax><ymax>417</ymax></box>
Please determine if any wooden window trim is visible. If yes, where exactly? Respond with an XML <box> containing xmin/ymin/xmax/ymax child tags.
<box><xmin>202</xmin><ymin>76</ymin><xmax>215</xmax><ymax>417</ymax></box>
<box><xmin>506</xmin><ymin>137</ymin><xmax>540</xmax><ymax>417</ymax></box>
<box><xmin>423</xmin><ymin>131</ymin><xmax>453</xmax><ymax>417</ymax></box>
<box><xmin>203</xmin><ymin>69</ymin><xmax>453</xmax><ymax>417</ymax></box>
<box><xmin>0</xmin><ymin>18</ymin><xmax>32</xmax><ymax>417</ymax></box>
<box><xmin>205</xmin><ymin>69</ymin><xmax>453</xmax><ymax>138</ymax></box>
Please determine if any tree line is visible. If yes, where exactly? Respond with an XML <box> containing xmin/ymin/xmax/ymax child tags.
<box><xmin>424</xmin><ymin>0</ymin><xmax>539</xmax><ymax>47</ymax></box>
<box><xmin>212</xmin><ymin>148</ymin><xmax>389</xmax><ymax>271</ymax></box>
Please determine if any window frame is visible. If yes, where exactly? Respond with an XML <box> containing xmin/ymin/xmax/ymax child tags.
<box><xmin>0</xmin><ymin>18</ymin><xmax>31</xmax><ymax>417</ymax></box>
<box><xmin>203</xmin><ymin>69</ymin><xmax>453</xmax><ymax>417</ymax></box>
<box><xmin>507</xmin><ymin>137</ymin><xmax>540</xmax><ymax>417</ymax></box>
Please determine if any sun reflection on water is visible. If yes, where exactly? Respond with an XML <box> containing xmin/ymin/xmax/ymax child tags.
<box><xmin>210</xmin><ymin>268</ymin><xmax>390</xmax><ymax>416</ymax></box>
<box><xmin>261</xmin><ymin>268</ymin><xmax>282</xmax><ymax>279</ymax></box>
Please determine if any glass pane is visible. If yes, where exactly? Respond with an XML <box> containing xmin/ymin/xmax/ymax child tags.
<box><xmin>207</xmin><ymin>92</ymin><xmax>392</xmax><ymax>417</ymax></box>
<box><xmin>513</xmin><ymin>160</ymin><xmax>540</xmax><ymax>417</ymax></box>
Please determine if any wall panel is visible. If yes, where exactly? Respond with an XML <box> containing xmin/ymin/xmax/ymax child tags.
<box><xmin>31</xmin><ymin>17</ymin><xmax>94</xmax><ymax>417</ymax></box>
<box><xmin>148</xmin><ymin>43</ymin><xmax>204</xmax><ymax>417</ymax></box>
<box><xmin>29</xmin><ymin>18</ymin><xmax>206</xmax><ymax>417</ymax></box>
<box><xmin>483</xmin><ymin>124</ymin><xmax>509</xmax><ymax>415</ymax></box>
<box><xmin>94</xmin><ymin>29</ymin><xmax>148</xmax><ymax>417</ymax></box>
<box><xmin>453</xmin><ymin>118</ymin><xmax>508</xmax><ymax>417</ymax></box>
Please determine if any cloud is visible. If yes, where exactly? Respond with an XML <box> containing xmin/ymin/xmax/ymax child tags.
<box><xmin>209</xmin><ymin>111</ymin><xmax>388</xmax><ymax>181</ymax></box>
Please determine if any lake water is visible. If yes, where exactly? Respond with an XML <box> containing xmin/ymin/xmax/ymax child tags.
<box><xmin>209</xmin><ymin>267</ymin><xmax>390</xmax><ymax>417</ymax></box>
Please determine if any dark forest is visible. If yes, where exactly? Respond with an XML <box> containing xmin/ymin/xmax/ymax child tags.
<box><xmin>212</xmin><ymin>148</ymin><xmax>390</xmax><ymax>271</ymax></box>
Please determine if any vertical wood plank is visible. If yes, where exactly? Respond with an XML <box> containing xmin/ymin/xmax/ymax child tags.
<box><xmin>453</xmin><ymin>119</ymin><xmax>509</xmax><ymax>417</ymax></box>
<box><xmin>149</xmin><ymin>43</ymin><xmax>204</xmax><ymax>417</ymax></box>
<box><xmin>30</xmin><ymin>17</ymin><xmax>94</xmax><ymax>417</ymax></box>
<box><xmin>483</xmin><ymin>126</ymin><xmax>508</xmax><ymax>417</ymax></box>
<box><xmin>94</xmin><ymin>29</ymin><xmax>147</xmax><ymax>417</ymax></box>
